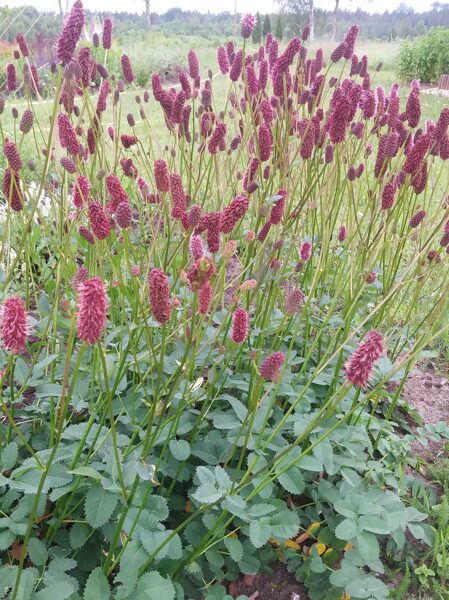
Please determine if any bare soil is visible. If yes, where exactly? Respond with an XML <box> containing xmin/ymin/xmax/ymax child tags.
<box><xmin>403</xmin><ymin>366</ymin><xmax>449</xmax><ymax>459</ymax></box>
<box><xmin>227</xmin><ymin>563</ymin><xmax>310</xmax><ymax>600</ymax></box>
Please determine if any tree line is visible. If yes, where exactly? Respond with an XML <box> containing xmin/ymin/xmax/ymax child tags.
<box><xmin>1</xmin><ymin>3</ymin><xmax>448</xmax><ymax>49</ymax></box>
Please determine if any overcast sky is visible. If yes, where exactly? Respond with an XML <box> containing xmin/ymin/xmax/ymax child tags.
<box><xmin>3</xmin><ymin>0</ymin><xmax>433</xmax><ymax>14</ymax></box>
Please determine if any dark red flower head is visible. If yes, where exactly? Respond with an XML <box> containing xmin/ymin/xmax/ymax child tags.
<box><xmin>102</xmin><ymin>18</ymin><xmax>113</xmax><ymax>49</ymax></box>
<box><xmin>148</xmin><ymin>268</ymin><xmax>171</xmax><ymax>324</ymax></box>
<box><xmin>259</xmin><ymin>351</ymin><xmax>285</xmax><ymax>381</ymax></box>
<box><xmin>0</xmin><ymin>297</ymin><xmax>28</xmax><ymax>354</ymax></box>
<box><xmin>345</xmin><ymin>330</ymin><xmax>385</xmax><ymax>388</ymax></box>
<box><xmin>121</xmin><ymin>54</ymin><xmax>134</xmax><ymax>84</ymax></box>
<box><xmin>56</xmin><ymin>0</ymin><xmax>85</xmax><ymax>65</ymax></box>
<box><xmin>241</xmin><ymin>14</ymin><xmax>256</xmax><ymax>39</ymax></box>
<box><xmin>76</xmin><ymin>277</ymin><xmax>107</xmax><ymax>345</ymax></box>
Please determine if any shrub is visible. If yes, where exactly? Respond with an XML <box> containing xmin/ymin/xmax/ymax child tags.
<box><xmin>1</xmin><ymin>7</ymin><xmax>449</xmax><ymax>600</ymax></box>
<box><xmin>397</xmin><ymin>27</ymin><xmax>449</xmax><ymax>83</ymax></box>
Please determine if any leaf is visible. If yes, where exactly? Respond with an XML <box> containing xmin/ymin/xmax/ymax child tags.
<box><xmin>247</xmin><ymin>504</ymin><xmax>277</xmax><ymax>518</ymax></box>
<box><xmin>0</xmin><ymin>565</ymin><xmax>18</xmax><ymax>592</ymax></box>
<box><xmin>28</xmin><ymin>538</ymin><xmax>48</xmax><ymax>566</ymax></box>
<box><xmin>196</xmin><ymin>466</ymin><xmax>216</xmax><ymax>486</ymax></box>
<box><xmin>69</xmin><ymin>523</ymin><xmax>90</xmax><ymax>550</ymax></box>
<box><xmin>269</xmin><ymin>511</ymin><xmax>300</xmax><ymax>540</ymax></box>
<box><xmin>140</xmin><ymin>530</ymin><xmax>171</xmax><ymax>560</ymax></box>
<box><xmin>358</xmin><ymin>515</ymin><xmax>392</xmax><ymax>535</ymax></box>
<box><xmin>33</xmin><ymin>354</ymin><xmax>59</xmax><ymax>372</ymax></box>
<box><xmin>335</xmin><ymin>518</ymin><xmax>361</xmax><ymax>541</ymax></box>
<box><xmin>0</xmin><ymin>441</ymin><xmax>18</xmax><ymax>471</ymax></box>
<box><xmin>408</xmin><ymin>522</ymin><xmax>434</xmax><ymax>546</ymax></box>
<box><xmin>312</xmin><ymin>439</ymin><xmax>334</xmax><ymax>474</ymax></box>
<box><xmin>0</xmin><ymin>529</ymin><xmax>15</xmax><ymax>551</ymax></box>
<box><xmin>133</xmin><ymin>571</ymin><xmax>175</xmax><ymax>599</ymax></box>
<box><xmin>356</xmin><ymin>532</ymin><xmax>380</xmax><ymax>567</ymax></box>
<box><xmin>214</xmin><ymin>466</ymin><xmax>232</xmax><ymax>490</ymax></box>
<box><xmin>69</xmin><ymin>466</ymin><xmax>102</xmax><ymax>481</ymax></box>
<box><xmin>145</xmin><ymin>496</ymin><xmax>169</xmax><ymax>522</ymax></box>
<box><xmin>248</xmin><ymin>520</ymin><xmax>271</xmax><ymax>548</ymax></box>
<box><xmin>84</xmin><ymin>486</ymin><xmax>118</xmax><ymax>528</ymax></box>
<box><xmin>346</xmin><ymin>575</ymin><xmax>389</xmax><ymax>599</ymax></box>
<box><xmin>84</xmin><ymin>567</ymin><xmax>110</xmax><ymax>600</ymax></box>
<box><xmin>192</xmin><ymin>485</ymin><xmax>221</xmax><ymax>505</ymax></box>
<box><xmin>298</xmin><ymin>455</ymin><xmax>322</xmax><ymax>471</ymax></box>
<box><xmin>115</xmin><ymin>540</ymin><xmax>145</xmax><ymax>594</ymax></box>
<box><xmin>10</xmin><ymin>567</ymin><xmax>37</xmax><ymax>600</ymax></box>
<box><xmin>222</xmin><ymin>495</ymin><xmax>247</xmax><ymax>518</ymax></box>
<box><xmin>169</xmin><ymin>440</ymin><xmax>190</xmax><ymax>461</ymax></box>
<box><xmin>276</xmin><ymin>466</ymin><xmax>305</xmax><ymax>494</ymax></box>
<box><xmin>224</xmin><ymin>537</ymin><xmax>243</xmax><ymax>562</ymax></box>
<box><xmin>33</xmin><ymin>581</ymin><xmax>76</xmax><ymax>600</ymax></box>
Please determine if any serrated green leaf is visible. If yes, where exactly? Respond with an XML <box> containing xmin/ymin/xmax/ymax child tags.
<box><xmin>408</xmin><ymin>522</ymin><xmax>433</xmax><ymax>546</ymax></box>
<box><xmin>169</xmin><ymin>440</ymin><xmax>190</xmax><ymax>461</ymax></box>
<box><xmin>276</xmin><ymin>466</ymin><xmax>305</xmax><ymax>494</ymax></box>
<box><xmin>133</xmin><ymin>571</ymin><xmax>175</xmax><ymax>599</ymax></box>
<box><xmin>298</xmin><ymin>455</ymin><xmax>322</xmax><ymax>471</ymax></box>
<box><xmin>28</xmin><ymin>538</ymin><xmax>48</xmax><ymax>566</ymax></box>
<box><xmin>0</xmin><ymin>565</ymin><xmax>18</xmax><ymax>592</ymax></box>
<box><xmin>248</xmin><ymin>520</ymin><xmax>271</xmax><ymax>548</ymax></box>
<box><xmin>222</xmin><ymin>495</ymin><xmax>247</xmax><ymax>518</ymax></box>
<box><xmin>1</xmin><ymin>441</ymin><xmax>18</xmax><ymax>471</ymax></box>
<box><xmin>69</xmin><ymin>467</ymin><xmax>102</xmax><ymax>481</ymax></box>
<box><xmin>224</xmin><ymin>537</ymin><xmax>243</xmax><ymax>562</ymax></box>
<box><xmin>214</xmin><ymin>466</ymin><xmax>232</xmax><ymax>490</ymax></box>
<box><xmin>247</xmin><ymin>503</ymin><xmax>277</xmax><ymax>518</ymax></box>
<box><xmin>238</xmin><ymin>554</ymin><xmax>260</xmax><ymax>575</ymax></box>
<box><xmin>33</xmin><ymin>581</ymin><xmax>76</xmax><ymax>600</ymax></box>
<box><xmin>0</xmin><ymin>529</ymin><xmax>15</xmax><ymax>551</ymax></box>
<box><xmin>47</xmin><ymin>557</ymin><xmax>77</xmax><ymax>573</ymax></box>
<box><xmin>167</xmin><ymin>533</ymin><xmax>183</xmax><ymax>560</ymax></box>
<box><xmin>196</xmin><ymin>466</ymin><xmax>216</xmax><ymax>486</ymax></box>
<box><xmin>192</xmin><ymin>484</ymin><xmax>221</xmax><ymax>504</ymax></box>
<box><xmin>140</xmin><ymin>530</ymin><xmax>170</xmax><ymax>560</ymax></box>
<box><xmin>69</xmin><ymin>523</ymin><xmax>90</xmax><ymax>550</ymax></box>
<box><xmin>358</xmin><ymin>514</ymin><xmax>392</xmax><ymax>535</ymax></box>
<box><xmin>356</xmin><ymin>532</ymin><xmax>380</xmax><ymax>567</ymax></box>
<box><xmin>84</xmin><ymin>487</ymin><xmax>118</xmax><ymax>528</ymax></box>
<box><xmin>10</xmin><ymin>567</ymin><xmax>37</xmax><ymax>600</ymax></box>
<box><xmin>115</xmin><ymin>540</ymin><xmax>145</xmax><ymax>594</ymax></box>
<box><xmin>346</xmin><ymin>575</ymin><xmax>389</xmax><ymax>599</ymax></box>
<box><xmin>83</xmin><ymin>567</ymin><xmax>110</xmax><ymax>600</ymax></box>
<box><xmin>335</xmin><ymin>518</ymin><xmax>361</xmax><ymax>541</ymax></box>
<box><xmin>33</xmin><ymin>354</ymin><xmax>59</xmax><ymax>373</ymax></box>
<box><xmin>147</xmin><ymin>496</ymin><xmax>169</xmax><ymax>521</ymax></box>
<box><xmin>269</xmin><ymin>511</ymin><xmax>300</xmax><ymax>540</ymax></box>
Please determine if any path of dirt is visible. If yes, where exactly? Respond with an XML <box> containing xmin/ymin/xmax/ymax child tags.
<box><xmin>402</xmin><ymin>366</ymin><xmax>449</xmax><ymax>459</ymax></box>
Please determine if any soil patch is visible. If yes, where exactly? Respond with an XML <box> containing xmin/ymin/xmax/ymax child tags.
<box><xmin>402</xmin><ymin>366</ymin><xmax>449</xmax><ymax>459</ymax></box>
<box><xmin>228</xmin><ymin>563</ymin><xmax>310</xmax><ymax>600</ymax></box>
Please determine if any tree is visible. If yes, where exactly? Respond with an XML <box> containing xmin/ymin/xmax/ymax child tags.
<box><xmin>144</xmin><ymin>0</ymin><xmax>151</xmax><ymax>30</ymax></box>
<box><xmin>252</xmin><ymin>12</ymin><xmax>262</xmax><ymax>43</ymax></box>
<box><xmin>263</xmin><ymin>14</ymin><xmax>272</xmax><ymax>36</ymax></box>
<box><xmin>275</xmin><ymin>14</ymin><xmax>283</xmax><ymax>40</ymax></box>
<box><xmin>57</xmin><ymin>0</ymin><xmax>64</xmax><ymax>22</ymax></box>
<box><xmin>276</xmin><ymin>0</ymin><xmax>315</xmax><ymax>40</ymax></box>
<box><xmin>332</xmin><ymin>0</ymin><xmax>339</xmax><ymax>41</ymax></box>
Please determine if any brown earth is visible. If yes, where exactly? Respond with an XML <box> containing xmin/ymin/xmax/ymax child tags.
<box><xmin>403</xmin><ymin>366</ymin><xmax>449</xmax><ymax>459</ymax></box>
<box><xmin>227</xmin><ymin>563</ymin><xmax>310</xmax><ymax>600</ymax></box>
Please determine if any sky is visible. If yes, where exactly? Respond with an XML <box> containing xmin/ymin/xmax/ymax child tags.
<box><xmin>3</xmin><ymin>0</ymin><xmax>433</xmax><ymax>14</ymax></box>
